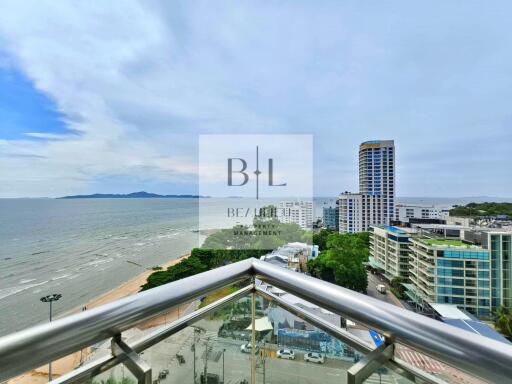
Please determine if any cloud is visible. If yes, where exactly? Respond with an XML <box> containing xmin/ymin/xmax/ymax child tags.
<box><xmin>0</xmin><ymin>1</ymin><xmax>511</xmax><ymax>197</ymax></box>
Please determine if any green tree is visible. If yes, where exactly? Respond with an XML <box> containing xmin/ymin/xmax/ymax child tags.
<box><xmin>308</xmin><ymin>232</ymin><xmax>369</xmax><ymax>292</ymax></box>
<box><xmin>313</xmin><ymin>229</ymin><xmax>335</xmax><ymax>251</ymax></box>
<box><xmin>390</xmin><ymin>277</ymin><xmax>406</xmax><ymax>299</ymax></box>
<box><xmin>495</xmin><ymin>306</ymin><xmax>512</xmax><ymax>338</ymax></box>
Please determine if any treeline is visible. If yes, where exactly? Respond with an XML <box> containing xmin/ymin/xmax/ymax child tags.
<box><xmin>141</xmin><ymin>212</ymin><xmax>308</xmax><ymax>291</ymax></box>
<box><xmin>141</xmin><ymin>221</ymin><xmax>370</xmax><ymax>294</ymax></box>
<box><xmin>308</xmin><ymin>230</ymin><xmax>369</xmax><ymax>293</ymax></box>
<box><xmin>140</xmin><ymin>248</ymin><xmax>269</xmax><ymax>291</ymax></box>
<box><xmin>450</xmin><ymin>202</ymin><xmax>512</xmax><ymax>217</ymax></box>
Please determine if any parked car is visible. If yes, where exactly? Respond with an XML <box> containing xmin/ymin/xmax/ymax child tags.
<box><xmin>240</xmin><ymin>343</ymin><xmax>258</xmax><ymax>353</ymax></box>
<box><xmin>276</xmin><ymin>349</ymin><xmax>295</xmax><ymax>360</ymax></box>
<box><xmin>304</xmin><ymin>352</ymin><xmax>325</xmax><ymax>364</ymax></box>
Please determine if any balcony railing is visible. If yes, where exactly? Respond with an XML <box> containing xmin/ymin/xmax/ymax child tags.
<box><xmin>0</xmin><ymin>258</ymin><xmax>511</xmax><ymax>384</ymax></box>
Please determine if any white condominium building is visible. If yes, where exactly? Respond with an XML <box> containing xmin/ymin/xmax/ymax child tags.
<box><xmin>338</xmin><ymin>140</ymin><xmax>396</xmax><ymax>233</ymax></box>
<box><xmin>277</xmin><ymin>200</ymin><xmax>313</xmax><ymax>230</ymax></box>
<box><xmin>359</xmin><ymin>140</ymin><xmax>396</xmax><ymax>225</ymax></box>
<box><xmin>396</xmin><ymin>204</ymin><xmax>450</xmax><ymax>223</ymax></box>
<box><xmin>369</xmin><ymin>225</ymin><xmax>414</xmax><ymax>281</ymax></box>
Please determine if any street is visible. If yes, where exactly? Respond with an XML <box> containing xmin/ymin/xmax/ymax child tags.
<box><xmin>136</xmin><ymin>326</ymin><xmax>404</xmax><ymax>384</ymax></box>
<box><xmin>366</xmin><ymin>271</ymin><xmax>403</xmax><ymax>308</ymax></box>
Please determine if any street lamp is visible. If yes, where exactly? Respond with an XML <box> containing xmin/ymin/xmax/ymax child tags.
<box><xmin>40</xmin><ymin>293</ymin><xmax>62</xmax><ymax>381</ymax></box>
<box><xmin>222</xmin><ymin>348</ymin><xmax>226</xmax><ymax>384</ymax></box>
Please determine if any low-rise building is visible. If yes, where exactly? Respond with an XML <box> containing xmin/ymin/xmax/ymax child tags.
<box><xmin>396</xmin><ymin>204</ymin><xmax>450</xmax><ymax>223</ymax></box>
<box><xmin>408</xmin><ymin>238</ymin><xmax>492</xmax><ymax>318</ymax></box>
<box><xmin>369</xmin><ymin>226</ymin><xmax>415</xmax><ymax>281</ymax></box>
<box><xmin>260</xmin><ymin>242</ymin><xmax>317</xmax><ymax>272</ymax></box>
<box><xmin>369</xmin><ymin>224</ymin><xmax>512</xmax><ymax>320</ymax></box>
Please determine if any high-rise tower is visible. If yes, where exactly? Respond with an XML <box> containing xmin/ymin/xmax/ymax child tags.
<box><xmin>359</xmin><ymin>140</ymin><xmax>395</xmax><ymax>226</ymax></box>
<box><xmin>338</xmin><ymin>140</ymin><xmax>395</xmax><ymax>233</ymax></box>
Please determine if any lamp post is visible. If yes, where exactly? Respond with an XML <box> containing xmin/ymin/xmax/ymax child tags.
<box><xmin>40</xmin><ymin>293</ymin><xmax>62</xmax><ymax>382</ymax></box>
<box><xmin>222</xmin><ymin>348</ymin><xmax>226</xmax><ymax>384</ymax></box>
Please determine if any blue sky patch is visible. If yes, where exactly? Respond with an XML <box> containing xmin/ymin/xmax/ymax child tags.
<box><xmin>0</xmin><ymin>65</ymin><xmax>69</xmax><ymax>140</ymax></box>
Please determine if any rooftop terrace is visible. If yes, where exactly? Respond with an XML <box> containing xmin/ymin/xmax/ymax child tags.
<box><xmin>421</xmin><ymin>239</ymin><xmax>472</xmax><ymax>248</ymax></box>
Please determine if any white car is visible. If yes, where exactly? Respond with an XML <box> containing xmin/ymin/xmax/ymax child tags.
<box><xmin>304</xmin><ymin>352</ymin><xmax>325</xmax><ymax>364</ymax></box>
<box><xmin>240</xmin><ymin>343</ymin><xmax>257</xmax><ymax>353</ymax></box>
<box><xmin>276</xmin><ymin>349</ymin><xmax>295</xmax><ymax>360</ymax></box>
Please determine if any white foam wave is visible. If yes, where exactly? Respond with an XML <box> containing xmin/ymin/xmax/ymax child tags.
<box><xmin>0</xmin><ymin>280</ymin><xmax>49</xmax><ymax>301</ymax></box>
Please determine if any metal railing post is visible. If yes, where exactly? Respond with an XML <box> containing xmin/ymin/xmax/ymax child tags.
<box><xmin>346</xmin><ymin>342</ymin><xmax>394</xmax><ymax>384</ymax></box>
<box><xmin>111</xmin><ymin>335</ymin><xmax>152</xmax><ymax>384</ymax></box>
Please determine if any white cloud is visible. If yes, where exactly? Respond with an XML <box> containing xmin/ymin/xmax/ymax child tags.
<box><xmin>0</xmin><ymin>1</ymin><xmax>511</xmax><ymax>197</ymax></box>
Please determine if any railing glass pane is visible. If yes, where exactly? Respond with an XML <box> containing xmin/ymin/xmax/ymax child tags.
<box><xmin>254</xmin><ymin>294</ymin><xmax>362</xmax><ymax>384</ymax></box>
<box><xmin>89</xmin><ymin>364</ymin><xmax>138</xmax><ymax>384</ymax></box>
<box><xmin>140</xmin><ymin>293</ymin><xmax>253</xmax><ymax>384</ymax></box>
<box><xmin>394</xmin><ymin>342</ymin><xmax>487</xmax><ymax>384</ymax></box>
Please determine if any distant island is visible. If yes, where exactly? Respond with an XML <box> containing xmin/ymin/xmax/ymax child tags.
<box><xmin>58</xmin><ymin>191</ymin><xmax>207</xmax><ymax>199</ymax></box>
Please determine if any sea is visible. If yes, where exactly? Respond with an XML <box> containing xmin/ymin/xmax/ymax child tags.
<box><xmin>1</xmin><ymin>195</ymin><xmax>510</xmax><ymax>336</ymax></box>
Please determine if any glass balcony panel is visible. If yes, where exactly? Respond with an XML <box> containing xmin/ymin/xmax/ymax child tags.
<box><xmin>362</xmin><ymin>367</ymin><xmax>414</xmax><ymax>384</ymax></box>
<box><xmin>89</xmin><ymin>364</ymin><xmax>138</xmax><ymax>384</ymax></box>
<box><xmin>394</xmin><ymin>342</ymin><xmax>487</xmax><ymax>384</ymax></box>
<box><xmin>139</xmin><ymin>293</ymin><xmax>253</xmax><ymax>384</ymax></box>
<box><xmin>255</xmin><ymin>294</ymin><xmax>371</xmax><ymax>384</ymax></box>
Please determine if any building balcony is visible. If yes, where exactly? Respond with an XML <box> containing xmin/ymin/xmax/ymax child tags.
<box><xmin>0</xmin><ymin>259</ymin><xmax>511</xmax><ymax>384</ymax></box>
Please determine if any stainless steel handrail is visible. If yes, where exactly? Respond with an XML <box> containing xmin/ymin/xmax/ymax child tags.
<box><xmin>252</xmin><ymin>259</ymin><xmax>512</xmax><ymax>383</ymax></box>
<box><xmin>0</xmin><ymin>258</ymin><xmax>253</xmax><ymax>381</ymax></box>
<box><xmin>1</xmin><ymin>257</ymin><xmax>512</xmax><ymax>383</ymax></box>
<box><xmin>255</xmin><ymin>285</ymin><xmax>446</xmax><ymax>384</ymax></box>
<box><xmin>51</xmin><ymin>285</ymin><xmax>255</xmax><ymax>384</ymax></box>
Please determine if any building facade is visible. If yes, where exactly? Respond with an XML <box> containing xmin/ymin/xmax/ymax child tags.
<box><xmin>370</xmin><ymin>225</ymin><xmax>512</xmax><ymax>320</ymax></box>
<box><xmin>278</xmin><ymin>201</ymin><xmax>313</xmax><ymax>230</ymax></box>
<box><xmin>338</xmin><ymin>192</ymin><xmax>364</xmax><ymax>234</ymax></box>
<box><xmin>359</xmin><ymin>140</ymin><xmax>395</xmax><ymax>227</ymax></box>
<box><xmin>322</xmin><ymin>206</ymin><xmax>339</xmax><ymax>231</ymax></box>
<box><xmin>338</xmin><ymin>140</ymin><xmax>396</xmax><ymax>233</ymax></box>
<box><xmin>396</xmin><ymin>204</ymin><xmax>450</xmax><ymax>223</ymax></box>
<box><xmin>369</xmin><ymin>226</ymin><xmax>413</xmax><ymax>281</ymax></box>
<box><xmin>408</xmin><ymin>238</ymin><xmax>492</xmax><ymax>318</ymax></box>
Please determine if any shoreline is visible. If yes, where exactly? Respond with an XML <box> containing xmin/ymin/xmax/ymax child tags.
<box><xmin>10</xmin><ymin>252</ymin><xmax>191</xmax><ymax>384</ymax></box>
<box><xmin>71</xmin><ymin>252</ymin><xmax>190</xmax><ymax>313</ymax></box>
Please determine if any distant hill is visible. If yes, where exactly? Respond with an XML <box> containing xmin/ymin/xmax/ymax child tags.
<box><xmin>58</xmin><ymin>191</ymin><xmax>206</xmax><ymax>199</ymax></box>
<box><xmin>449</xmin><ymin>202</ymin><xmax>512</xmax><ymax>218</ymax></box>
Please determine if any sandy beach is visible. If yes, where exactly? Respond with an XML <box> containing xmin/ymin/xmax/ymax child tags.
<box><xmin>10</xmin><ymin>253</ymin><xmax>191</xmax><ymax>384</ymax></box>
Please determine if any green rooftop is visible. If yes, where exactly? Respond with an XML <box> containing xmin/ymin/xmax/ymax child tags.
<box><xmin>421</xmin><ymin>239</ymin><xmax>469</xmax><ymax>247</ymax></box>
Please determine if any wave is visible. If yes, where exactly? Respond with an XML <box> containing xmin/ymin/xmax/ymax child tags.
<box><xmin>0</xmin><ymin>280</ymin><xmax>49</xmax><ymax>301</ymax></box>
<box><xmin>51</xmin><ymin>274</ymin><xmax>72</xmax><ymax>281</ymax></box>
<box><xmin>83</xmin><ymin>258</ymin><xmax>114</xmax><ymax>267</ymax></box>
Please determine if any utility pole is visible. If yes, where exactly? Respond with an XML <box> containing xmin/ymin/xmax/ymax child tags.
<box><xmin>203</xmin><ymin>337</ymin><xmax>210</xmax><ymax>384</ymax></box>
<box><xmin>222</xmin><ymin>348</ymin><xmax>226</xmax><ymax>384</ymax></box>
<box><xmin>193</xmin><ymin>328</ymin><xmax>200</xmax><ymax>384</ymax></box>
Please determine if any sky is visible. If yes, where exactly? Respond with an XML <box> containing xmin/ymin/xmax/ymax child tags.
<box><xmin>0</xmin><ymin>1</ymin><xmax>511</xmax><ymax>198</ymax></box>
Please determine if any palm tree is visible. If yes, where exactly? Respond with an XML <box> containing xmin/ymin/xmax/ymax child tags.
<box><xmin>495</xmin><ymin>306</ymin><xmax>512</xmax><ymax>338</ymax></box>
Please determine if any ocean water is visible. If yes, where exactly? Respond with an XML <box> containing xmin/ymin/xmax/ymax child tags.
<box><xmin>0</xmin><ymin>197</ymin><xmax>320</xmax><ymax>336</ymax></box>
<box><xmin>0</xmin><ymin>198</ymin><xmax>203</xmax><ymax>336</ymax></box>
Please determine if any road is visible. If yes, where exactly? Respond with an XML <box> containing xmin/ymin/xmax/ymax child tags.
<box><xmin>136</xmin><ymin>330</ymin><xmax>404</xmax><ymax>384</ymax></box>
<box><xmin>366</xmin><ymin>272</ymin><xmax>403</xmax><ymax>307</ymax></box>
